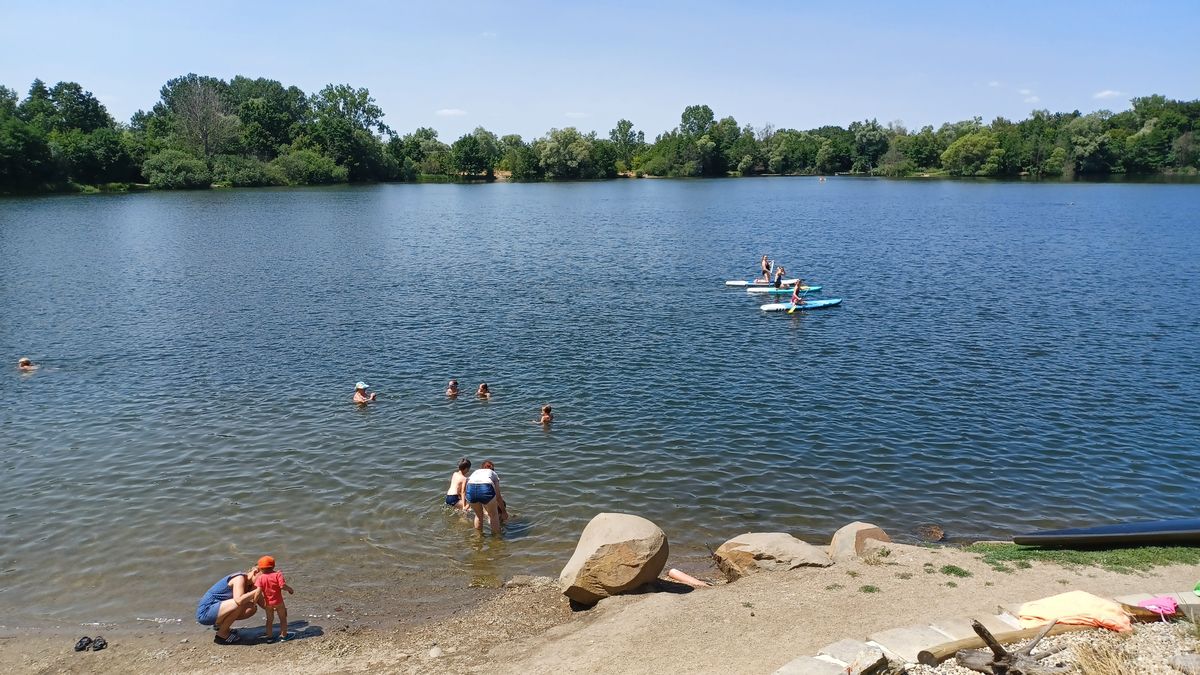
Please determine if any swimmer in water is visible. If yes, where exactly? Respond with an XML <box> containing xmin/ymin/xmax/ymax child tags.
<box><xmin>476</xmin><ymin>383</ymin><xmax>491</xmax><ymax>399</ymax></box>
<box><xmin>446</xmin><ymin>379</ymin><xmax>459</xmax><ymax>398</ymax></box>
<box><xmin>538</xmin><ymin>405</ymin><xmax>553</xmax><ymax>425</ymax></box>
<box><xmin>353</xmin><ymin>381</ymin><xmax>377</xmax><ymax>404</ymax></box>
<box><xmin>17</xmin><ymin>357</ymin><xmax>37</xmax><ymax>372</ymax></box>
<box><xmin>445</xmin><ymin>458</ymin><xmax>471</xmax><ymax>512</ymax></box>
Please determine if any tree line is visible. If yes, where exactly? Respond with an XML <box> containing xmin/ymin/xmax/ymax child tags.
<box><xmin>1</xmin><ymin>73</ymin><xmax>1198</xmax><ymax>194</ymax></box>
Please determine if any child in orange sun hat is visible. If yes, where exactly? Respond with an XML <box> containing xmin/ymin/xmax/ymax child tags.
<box><xmin>254</xmin><ymin>555</ymin><xmax>295</xmax><ymax>641</ymax></box>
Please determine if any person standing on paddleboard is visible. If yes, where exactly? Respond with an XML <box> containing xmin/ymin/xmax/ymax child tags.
<box><xmin>760</xmin><ymin>255</ymin><xmax>770</xmax><ymax>282</ymax></box>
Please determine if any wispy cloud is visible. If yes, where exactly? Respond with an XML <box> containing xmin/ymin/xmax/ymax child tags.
<box><xmin>1093</xmin><ymin>89</ymin><xmax>1123</xmax><ymax>100</ymax></box>
<box><xmin>480</xmin><ymin>31</ymin><xmax>497</xmax><ymax>38</ymax></box>
<box><xmin>1018</xmin><ymin>88</ymin><xmax>1033</xmax><ymax>96</ymax></box>
<box><xmin>564</xmin><ymin>111</ymin><xmax>588</xmax><ymax>119</ymax></box>
<box><xmin>1024</xmin><ymin>96</ymin><xmax>1040</xmax><ymax>104</ymax></box>
<box><xmin>436</xmin><ymin>108</ymin><xmax>467</xmax><ymax>117</ymax></box>
<box><xmin>987</xmin><ymin>80</ymin><xmax>1001</xmax><ymax>88</ymax></box>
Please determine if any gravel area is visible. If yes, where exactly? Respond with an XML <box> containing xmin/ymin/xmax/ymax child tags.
<box><xmin>908</xmin><ymin>620</ymin><xmax>1200</xmax><ymax>675</ymax></box>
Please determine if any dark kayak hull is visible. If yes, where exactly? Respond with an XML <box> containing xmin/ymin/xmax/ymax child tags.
<box><xmin>1013</xmin><ymin>518</ymin><xmax>1200</xmax><ymax>547</ymax></box>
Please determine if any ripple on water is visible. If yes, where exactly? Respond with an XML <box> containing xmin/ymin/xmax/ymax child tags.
<box><xmin>0</xmin><ymin>180</ymin><xmax>1198</xmax><ymax>625</ymax></box>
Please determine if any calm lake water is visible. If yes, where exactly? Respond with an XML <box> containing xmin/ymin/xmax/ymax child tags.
<box><xmin>1</xmin><ymin>178</ymin><xmax>1198</xmax><ymax>628</ymax></box>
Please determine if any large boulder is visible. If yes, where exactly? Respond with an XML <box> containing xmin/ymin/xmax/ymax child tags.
<box><xmin>713</xmin><ymin>532</ymin><xmax>832</xmax><ymax>581</ymax></box>
<box><xmin>829</xmin><ymin>521</ymin><xmax>891</xmax><ymax>561</ymax></box>
<box><xmin>559</xmin><ymin>513</ymin><xmax>669</xmax><ymax>605</ymax></box>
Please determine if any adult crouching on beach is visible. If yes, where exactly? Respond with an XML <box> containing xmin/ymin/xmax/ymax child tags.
<box><xmin>196</xmin><ymin>566</ymin><xmax>264</xmax><ymax>645</ymax></box>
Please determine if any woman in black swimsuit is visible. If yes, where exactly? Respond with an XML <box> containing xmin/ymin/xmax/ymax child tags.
<box><xmin>773</xmin><ymin>266</ymin><xmax>786</xmax><ymax>288</ymax></box>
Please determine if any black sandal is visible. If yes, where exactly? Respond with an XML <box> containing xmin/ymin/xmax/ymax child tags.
<box><xmin>213</xmin><ymin>630</ymin><xmax>240</xmax><ymax>646</ymax></box>
<box><xmin>74</xmin><ymin>636</ymin><xmax>93</xmax><ymax>652</ymax></box>
<box><xmin>90</xmin><ymin>636</ymin><xmax>108</xmax><ymax>651</ymax></box>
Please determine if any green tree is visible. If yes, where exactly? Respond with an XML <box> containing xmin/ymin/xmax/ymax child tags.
<box><xmin>227</xmin><ymin>77</ymin><xmax>309</xmax><ymax>158</ymax></box>
<box><xmin>608</xmin><ymin>119</ymin><xmax>643</xmax><ymax>169</ymax></box>
<box><xmin>0</xmin><ymin>115</ymin><xmax>57</xmax><ymax>191</ymax></box>
<box><xmin>534</xmin><ymin>127</ymin><xmax>596</xmax><ymax>179</ymax></box>
<box><xmin>17</xmin><ymin>79</ymin><xmax>56</xmax><ymax>132</ymax></box>
<box><xmin>48</xmin><ymin>82</ymin><xmax>113</xmax><ymax>132</ymax></box>
<box><xmin>850</xmin><ymin>119</ymin><xmax>889</xmax><ymax>172</ymax></box>
<box><xmin>270</xmin><ymin>148</ymin><xmax>348</xmax><ymax>184</ymax></box>
<box><xmin>310</xmin><ymin>84</ymin><xmax>391</xmax><ymax>180</ymax></box>
<box><xmin>142</xmin><ymin>149</ymin><xmax>212</xmax><ymax>189</ymax></box>
<box><xmin>940</xmin><ymin>130</ymin><xmax>1003</xmax><ymax>176</ymax></box>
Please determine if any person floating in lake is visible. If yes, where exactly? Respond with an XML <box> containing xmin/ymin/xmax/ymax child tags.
<box><xmin>773</xmin><ymin>265</ymin><xmax>786</xmax><ymax>289</ymax></box>
<box><xmin>759</xmin><ymin>255</ymin><xmax>771</xmax><ymax>282</ymax></box>
<box><xmin>445</xmin><ymin>457</ymin><xmax>471</xmax><ymax>511</ymax></box>
<box><xmin>466</xmin><ymin>460</ymin><xmax>506</xmax><ymax>534</ymax></box>
<box><xmin>791</xmin><ymin>279</ymin><xmax>808</xmax><ymax>308</ymax></box>
<box><xmin>538</xmin><ymin>405</ymin><xmax>553</xmax><ymax>425</ymax></box>
<box><xmin>254</xmin><ymin>555</ymin><xmax>295</xmax><ymax>642</ymax></box>
<box><xmin>353</xmin><ymin>381</ymin><xmax>377</xmax><ymax>404</ymax></box>
<box><xmin>446</xmin><ymin>379</ymin><xmax>459</xmax><ymax>398</ymax></box>
<box><xmin>195</xmin><ymin>564</ymin><xmax>264</xmax><ymax>645</ymax></box>
<box><xmin>17</xmin><ymin>357</ymin><xmax>37</xmax><ymax>372</ymax></box>
<box><xmin>476</xmin><ymin>383</ymin><xmax>491</xmax><ymax>399</ymax></box>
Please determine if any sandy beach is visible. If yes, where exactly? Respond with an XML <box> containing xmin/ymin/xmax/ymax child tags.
<box><xmin>5</xmin><ymin>542</ymin><xmax>1197</xmax><ymax>674</ymax></box>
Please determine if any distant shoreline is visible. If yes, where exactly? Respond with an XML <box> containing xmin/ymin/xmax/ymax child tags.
<box><xmin>4</xmin><ymin>169</ymin><xmax>1199</xmax><ymax>199</ymax></box>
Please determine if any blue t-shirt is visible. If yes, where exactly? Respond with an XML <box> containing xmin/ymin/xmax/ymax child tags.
<box><xmin>198</xmin><ymin>573</ymin><xmax>243</xmax><ymax>609</ymax></box>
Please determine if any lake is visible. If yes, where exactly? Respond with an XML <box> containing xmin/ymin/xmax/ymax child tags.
<box><xmin>1</xmin><ymin>178</ymin><xmax>1198</xmax><ymax>628</ymax></box>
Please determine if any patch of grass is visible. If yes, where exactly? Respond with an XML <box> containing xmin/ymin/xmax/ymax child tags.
<box><xmin>1057</xmin><ymin>579</ymin><xmax>1071</xmax><ymax>585</ymax></box>
<box><xmin>984</xmin><ymin>581</ymin><xmax>994</xmax><ymax>586</ymax></box>
<box><xmin>861</xmin><ymin>554</ymin><xmax>884</xmax><ymax>566</ymax></box>
<box><xmin>944</xmin><ymin>581</ymin><xmax>958</xmax><ymax>588</ymax></box>
<box><xmin>876</xmin><ymin>547</ymin><xmax>891</xmax><ymax>558</ymax></box>
<box><xmin>741</xmin><ymin>601</ymin><xmax>753</xmax><ymax>609</ymax></box>
<box><xmin>940</xmin><ymin>565</ymin><xmax>973</xmax><ymax>578</ymax></box>
<box><xmin>1015</xmin><ymin>560</ymin><xmax>1032</xmax><ymax>569</ymax></box>
<box><xmin>1073</xmin><ymin>641</ymin><xmax>1138</xmax><ymax>675</ymax></box>
<box><xmin>988</xmin><ymin>562</ymin><xmax>1014</xmax><ymax>573</ymax></box>
<box><xmin>825</xmin><ymin>583</ymin><xmax>844</xmax><ymax>591</ymax></box>
<box><xmin>896</xmin><ymin>572</ymin><xmax>913</xmax><ymax>580</ymax></box>
<box><xmin>859</xmin><ymin>585</ymin><xmax>880</xmax><ymax>594</ymax></box>
<box><xmin>965</xmin><ymin>543</ymin><xmax>1200</xmax><ymax>573</ymax></box>
<box><xmin>846</xmin><ymin>570</ymin><xmax>860</xmax><ymax>578</ymax></box>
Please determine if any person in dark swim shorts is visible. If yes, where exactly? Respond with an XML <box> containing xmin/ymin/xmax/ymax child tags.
<box><xmin>445</xmin><ymin>457</ymin><xmax>470</xmax><ymax>511</ymax></box>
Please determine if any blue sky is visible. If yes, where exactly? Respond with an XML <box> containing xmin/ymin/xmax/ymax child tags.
<box><xmin>2</xmin><ymin>0</ymin><xmax>1197</xmax><ymax>140</ymax></box>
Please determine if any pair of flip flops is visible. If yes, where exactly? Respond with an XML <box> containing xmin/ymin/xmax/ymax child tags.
<box><xmin>73</xmin><ymin>636</ymin><xmax>107</xmax><ymax>652</ymax></box>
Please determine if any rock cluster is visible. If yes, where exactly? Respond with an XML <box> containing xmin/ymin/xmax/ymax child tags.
<box><xmin>559</xmin><ymin>515</ymin><xmax>897</xmax><ymax>604</ymax></box>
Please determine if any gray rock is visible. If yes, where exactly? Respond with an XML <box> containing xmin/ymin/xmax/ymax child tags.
<box><xmin>819</xmin><ymin>638</ymin><xmax>888</xmax><ymax>673</ymax></box>
<box><xmin>427</xmin><ymin>645</ymin><xmax>444</xmax><ymax>658</ymax></box>
<box><xmin>1171</xmin><ymin>653</ymin><xmax>1200</xmax><ymax>675</ymax></box>
<box><xmin>828</xmin><ymin>521</ymin><xmax>892</xmax><ymax>561</ymax></box>
<box><xmin>713</xmin><ymin>532</ymin><xmax>832</xmax><ymax>581</ymax></box>
<box><xmin>559</xmin><ymin>513</ymin><xmax>669</xmax><ymax>605</ymax></box>
<box><xmin>773</xmin><ymin>655</ymin><xmax>846</xmax><ymax>675</ymax></box>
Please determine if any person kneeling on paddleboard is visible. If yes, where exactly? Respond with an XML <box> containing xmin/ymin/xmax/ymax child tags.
<box><xmin>773</xmin><ymin>266</ymin><xmax>786</xmax><ymax>289</ymax></box>
<box><xmin>791</xmin><ymin>279</ymin><xmax>807</xmax><ymax>307</ymax></box>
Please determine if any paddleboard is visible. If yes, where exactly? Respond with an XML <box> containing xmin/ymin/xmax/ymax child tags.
<box><xmin>1012</xmin><ymin>518</ymin><xmax>1200</xmax><ymax>547</ymax></box>
<box><xmin>760</xmin><ymin>298</ymin><xmax>842</xmax><ymax>312</ymax></box>
<box><xmin>747</xmin><ymin>285</ymin><xmax>822</xmax><ymax>295</ymax></box>
<box><xmin>726</xmin><ymin>278</ymin><xmax>799</xmax><ymax>287</ymax></box>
